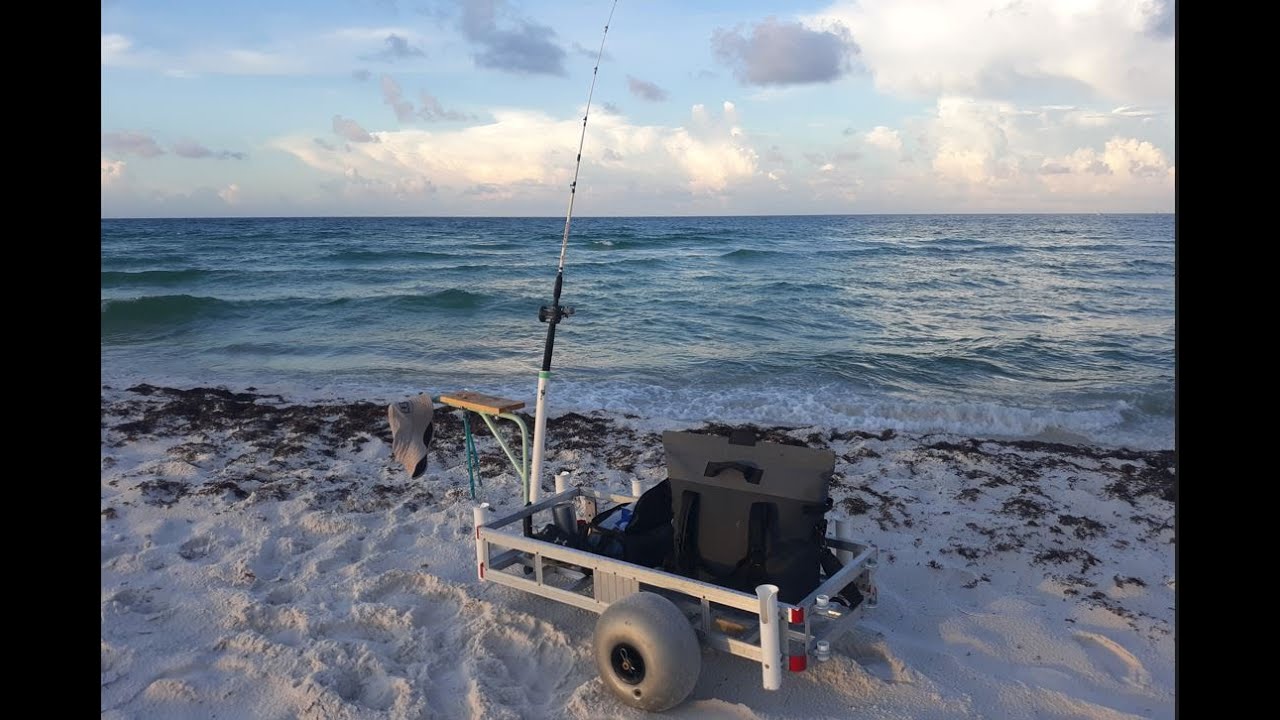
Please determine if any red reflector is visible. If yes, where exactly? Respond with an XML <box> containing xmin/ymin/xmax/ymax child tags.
<box><xmin>479</xmin><ymin>562</ymin><xmax>485</xmax><ymax>579</ymax></box>
<box><xmin>788</xmin><ymin>654</ymin><xmax>807</xmax><ymax>672</ymax></box>
<box><xmin>787</xmin><ymin>607</ymin><xmax>804</xmax><ymax>624</ymax></box>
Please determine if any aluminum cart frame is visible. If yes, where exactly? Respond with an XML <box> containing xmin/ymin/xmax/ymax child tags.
<box><xmin>473</xmin><ymin>479</ymin><xmax>879</xmax><ymax>691</ymax></box>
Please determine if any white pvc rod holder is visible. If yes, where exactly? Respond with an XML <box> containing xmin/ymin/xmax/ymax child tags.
<box><xmin>756</xmin><ymin>584</ymin><xmax>782</xmax><ymax>691</ymax></box>
<box><xmin>556</xmin><ymin>471</ymin><xmax>571</xmax><ymax>495</ymax></box>
<box><xmin>834</xmin><ymin>519</ymin><xmax>854</xmax><ymax>564</ymax></box>
<box><xmin>529</xmin><ymin>375</ymin><xmax>549</xmax><ymax>504</ymax></box>
<box><xmin>473</xmin><ymin>503</ymin><xmax>492</xmax><ymax>581</ymax></box>
<box><xmin>630</xmin><ymin>478</ymin><xmax>643</xmax><ymax>498</ymax></box>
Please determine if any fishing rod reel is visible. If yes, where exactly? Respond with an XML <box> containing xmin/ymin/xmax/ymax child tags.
<box><xmin>538</xmin><ymin>304</ymin><xmax>575</xmax><ymax>324</ymax></box>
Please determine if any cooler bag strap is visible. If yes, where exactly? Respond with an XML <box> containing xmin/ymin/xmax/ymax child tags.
<box><xmin>743</xmin><ymin>502</ymin><xmax>774</xmax><ymax>581</ymax></box>
<box><xmin>694</xmin><ymin>501</ymin><xmax>775</xmax><ymax>582</ymax></box>
<box><xmin>674</xmin><ymin>490</ymin><xmax>701</xmax><ymax>574</ymax></box>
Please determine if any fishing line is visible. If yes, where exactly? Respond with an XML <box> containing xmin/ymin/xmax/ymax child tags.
<box><xmin>527</xmin><ymin>0</ymin><xmax>618</xmax><ymax>522</ymax></box>
<box><xmin>558</xmin><ymin>0</ymin><xmax>618</xmax><ymax>273</ymax></box>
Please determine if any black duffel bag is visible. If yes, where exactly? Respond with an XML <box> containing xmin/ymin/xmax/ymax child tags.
<box><xmin>582</xmin><ymin>479</ymin><xmax>675</xmax><ymax>568</ymax></box>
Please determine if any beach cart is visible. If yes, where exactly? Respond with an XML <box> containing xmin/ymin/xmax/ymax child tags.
<box><xmin>447</xmin><ymin>390</ymin><xmax>880</xmax><ymax>712</ymax></box>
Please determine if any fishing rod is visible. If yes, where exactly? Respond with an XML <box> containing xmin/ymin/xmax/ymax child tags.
<box><xmin>528</xmin><ymin>0</ymin><xmax>618</xmax><ymax>519</ymax></box>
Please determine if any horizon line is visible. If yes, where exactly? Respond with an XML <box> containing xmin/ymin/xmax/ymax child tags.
<box><xmin>101</xmin><ymin>211</ymin><xmax>1175</xmax><ymax>221</ymax></box>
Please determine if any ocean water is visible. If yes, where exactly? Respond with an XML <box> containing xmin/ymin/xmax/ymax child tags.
<box><xmin>101</xmin><ymin>215</ymin><xmax>1174</xmax><ymax>449</ymax></box>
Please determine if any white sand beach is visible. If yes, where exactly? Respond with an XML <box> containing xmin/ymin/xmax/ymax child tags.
<box><xmin>101</xmin><ymin>384</ymin><xmax>1174</xmax><ymax>719</ymax></box>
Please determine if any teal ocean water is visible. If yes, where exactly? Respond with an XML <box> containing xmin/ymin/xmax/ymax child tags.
<box><xmin>101</xmin><ymin>215</ymin><xmax>1174</xmax><ymax>449</ymax></box>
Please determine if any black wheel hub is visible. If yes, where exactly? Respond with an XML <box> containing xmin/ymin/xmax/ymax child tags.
<box><xmin>610</xmin><ymin>643</ymin><xmax>646</xmax><ymax>685</ymax></box>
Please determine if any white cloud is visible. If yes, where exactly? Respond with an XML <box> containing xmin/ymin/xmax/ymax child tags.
<box><xmin>217</xmin><ymin>49</ymin><xmax>303</xmax><ymax>75</ymax></box>
<box><xmin>103</xmin><ymin>183</ymin><xmax>270</xmax><ymax>217</ymax></box>
<box><xmin>275</xmin><ymin>103</ymin><xmax>760</xmax><ymax>197</ymax></box>
<box><xmin>1100</xmin><ymin>137</ymin><xmax>1172</xmax><ymax>178</ymax></box>
<box><xmin>1038</xmin><ymin>137</ymin><xmax>1173</xmax><ymax>194</ymax></box>
<box><xmin>896</xmin><ymin>96</ymin><xmax>1173</xmax><ymax>209</ymax></box>
<box><xmin>810</xmin><ymin>0</ymin><xmax>1174</xmax><ymax>104</ymax></box>
<box><xmin>927</xmin><ymin>97</ymin><xmax>1022</xmax><ymax>185</ymax></box>
<box><xmin>102</xmin><ymin>33</ymin><xmax>131</xmax><ymax>65</ymax></box>
<box><xmin>863</xmin><ymin>125</ymin><xmax>902</xmax><ymax>152</ymax></box>
<box><xmin>663</xmin><ymin>130</ymin><xmax>757</xmax><ymax>192</ymax></box>
<box><xmin>261</xmin><ymin>95</ymin><xmax>1171</xmax><ymax>213</ymax></box>
<box><xmin>101</xmin><ymin>157</ymin><xmax>126</xmax><ymax>187</ymax></box>
<box><xmin>218</xmin><ymin>183</ymin><xmax>241</xmax><ymax>205</ymax></box>
<box><xmin>101</xmin><ymin>35</ymin><xmax>308</xmax><ymax>76</ymax></box>
<box><xmin>1111</xmin><ymin>105</ymin><xmax>1161</xmax><ymax>118</ymax></box>
<box><xmin>696</xmin><ymin>95</ymin><xmax>1165</xmax><ymax>212</ymax></box>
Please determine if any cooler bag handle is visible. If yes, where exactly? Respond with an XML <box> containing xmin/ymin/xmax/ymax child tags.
<box><xmin>703</xmin><ymin>460</ymin><xmax>763</xmax><ymax>485</ymax></box>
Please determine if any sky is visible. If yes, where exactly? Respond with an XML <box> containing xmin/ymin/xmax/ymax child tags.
<box><xmin>101</xmin><ymin>0</ymin><xmax>1175</xmax><ymax>217</ymax></box>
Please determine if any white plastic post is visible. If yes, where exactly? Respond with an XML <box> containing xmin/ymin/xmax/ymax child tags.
<box><xmin>576</xmin><ymin>493</ymin><xmax>597</xmax><ymax>525</ymax></box>
<box><xmin>528</xmin><ymin>373</ymin><xmax>550</xmax><ymax>503</ymax></box>
<box><xmin>473</xmin><ymin>503</ymin><xmax>491</xmax><ymax>581</ymax></box>
<box><xmin>630</xmin><ymin>478</ymin><xmax>643</xmax><ymax>499</ymax></box>
<box><xmin>552</xmin><ymin>471</ymin><xmax>576</xmax><ymax>534</ymax></box>
<box><xmin>865</xmin><ymin>544</ymin><xmax>880</xmax><ymax>608</ymax></box>
<box><xmin>834</xmin><ymin>519</ymin><xmax>854</xmax><ymax>564</ymax></box>
<box><xmin>756</xmin><ymin>584</ymin><xmax>783</xmax><ymax>691</ymax></box>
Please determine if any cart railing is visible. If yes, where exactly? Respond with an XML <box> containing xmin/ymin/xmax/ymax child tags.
<box><xmin>473</xmin><ymin>485</ymin><xmax>878</xmax><ymax>690</ymax></box>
